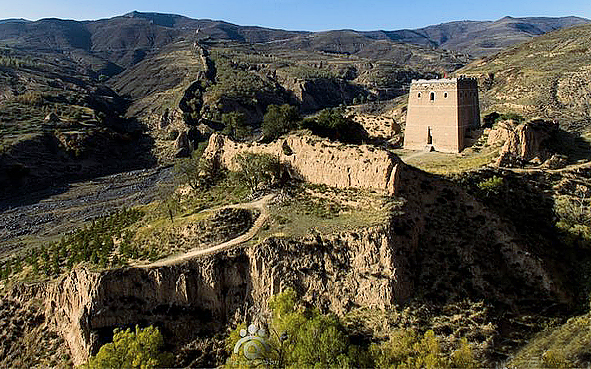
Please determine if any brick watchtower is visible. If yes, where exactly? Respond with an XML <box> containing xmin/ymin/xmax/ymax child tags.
<box><xmin>404</xmin><ymin>77</ymin><xmax>480</xmax><ymax>153</ymax></box>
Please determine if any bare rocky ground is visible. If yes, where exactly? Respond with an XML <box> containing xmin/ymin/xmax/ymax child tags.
<box><xmin>0</xmin><ymin>166</ymin><xmax>173</xmax><ymax>259</ymax></box>
<box><xmin>0</xmin><ymin>285</ymin><xmax>72</xmax><ymax>368</ymax></box>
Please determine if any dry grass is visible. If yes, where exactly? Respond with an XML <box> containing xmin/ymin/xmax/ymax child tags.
<box><xmin>509</xmin><ymin>313</ymin><xmax>591</xmax><ymax>368</ymax></box>
<box><xmin>255</xmin><ymin>183</ymin><xmax>399</xmax><ymax>241</ymax></box>
<box><xmin>395</xmin><ymin>145</ymin><xmax>499</xmax><ymax>175</ymax></box>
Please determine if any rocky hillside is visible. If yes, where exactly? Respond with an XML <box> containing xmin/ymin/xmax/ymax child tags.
<box><xmin>2</xmin><ymin>153</ymin><xmax>589</xmax><ymax>366</ymax></box>
<box><xmin>1</xmin><ymin>12</ymin><xmax>587</xmax><ymax>170</ymax></box>
<box><xmin>458</xmin><ymin>23</ymin><xmax>591</xmax><ymax>134</ymax></box>
<box><xmin>0</xmin><ymin>47</ymin><xmax>156</xmax><ymax>201</ymax></box>
<box><xmin>372</xmin><ymin>16</ymin><xmax>590</xmax><ymax>57</ymax></box>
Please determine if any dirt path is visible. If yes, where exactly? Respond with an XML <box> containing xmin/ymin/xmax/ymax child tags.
<box><xmin>142</xmin><ymin>194</ymin><xmax>275</xmax><ymax>268</ymax></box>
<box><xmin>402</xmin><ymin>151</ymin><xmax>429</xmax><ymax>161</ymax></box>
<box><xmin>499</xmin><ymin>161</ymin><xmax>591</xmax><ymax>174</ymax></box>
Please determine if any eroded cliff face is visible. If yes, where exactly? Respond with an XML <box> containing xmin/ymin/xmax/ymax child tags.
<box><xmin>487</xmin><ymin>119</ymin><xmax>559</xmax><ymax>166</ymax></box>
<box><xmin>9</xmin><ymin>164</ymin><xmax>575</xmax><ymax>367</ymax></box>
<box><xmin>277</xmin><ymin>77</ymin><xmax>364</xmax><ymax>112</ymax></box>
<box><xmin>203</xmin><ymin>133</ymin><xmax>403</xmax><ymax>195</ymax></box>
<box><xmin>44</xmin><ymin>221</ymin><xmax>418</xmax><ymax>366</ymax></box>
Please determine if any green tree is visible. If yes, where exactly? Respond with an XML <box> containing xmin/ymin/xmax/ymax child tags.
<box><xmin>301</xmin><ymin>107</ymin><xmax>367</xmax><ymax>144</ymax></box>
<box><xmin>226</xmin><ymin>288</ymin><xmax>352</xmax><ymax>368</ymax></box>
<box><xmin>262</xmin><ymin>104</ymin><xmax>300</xmax><ymax>141</ymax></box>
<box><xmin>233</xmin><ymin>153</ymin><xmax>282</xmax><ymax>194</ymax></box>
<box><xmin>222</xmin><ymin>111</ymin><xmax>249</xmax><ymax>140</ymax></box>
<box><xmin>174</xmin><ymin>143</ymin><xmax>218</xmax><ymax>191</ymax></box>
<box><xmin>82</xmin><ymin>325</ymin><xmax>173</xmax><ymax>369</ymax></box>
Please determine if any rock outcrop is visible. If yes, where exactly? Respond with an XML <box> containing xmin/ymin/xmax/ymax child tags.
<box><xmin>203</xmin><ymin>133</ymin><xmax>403</xmax><ymax>195</ymax></box>
<box><xmin>11</xmin><ymin>164</ymin><xmax>572</xmax><ymax>367</ymax></box>
<box><xmin>45</xmin><ymin>221</ymin><xmax>417</xmax><ymax>366</ymax></box>
<box><xmin>487</xmin><ymin>119</ymin><xmax>558</xmax><ymax>167</ymax></box>
<box><xmin>174</xmin><ymin>131</ymin><xmax>191</xmax><ymax>158</ymax></box>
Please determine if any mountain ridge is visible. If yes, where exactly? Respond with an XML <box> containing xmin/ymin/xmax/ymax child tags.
<box><xmin>0</xmin><ymin>12</ymin><xmax>588</xmax><ymax>59</ymax></box>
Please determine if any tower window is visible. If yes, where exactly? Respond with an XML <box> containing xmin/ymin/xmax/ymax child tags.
<box><xmin>444</xmin><ymin>92</ymin><xmax>448</xmax><ymax>98</ymax></box>
<box><xmin>430</xmin><ymin>92</ymin><xmax>435</xmax><ymax>101</ymax></box>
<box><xmin>418</xmin><ymin>92</ymin><xmax>422</xmax><ymax>98</ymax></box>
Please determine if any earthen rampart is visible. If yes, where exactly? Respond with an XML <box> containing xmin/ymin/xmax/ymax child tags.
<box><xmin>203</xmin><ymin>133</ymin><xmax>403</xmax><ymax>195</ymax></box>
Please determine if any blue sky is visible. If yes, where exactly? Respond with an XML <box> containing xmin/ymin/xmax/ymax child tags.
<box><xmin>1</xmin><ymin>0</ymin><xmax>590</xmax><ymax>31</ymax></box>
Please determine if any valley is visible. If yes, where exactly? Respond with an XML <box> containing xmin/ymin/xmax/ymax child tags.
<box><xmin>0</xmin><ymin>166</ymin><xmax>173</xmax><ymax>259</ymax></box>
<box><xmin>0</xmin><ymin>9</ymin><xmax>590</xmax><ymax>369</ymax></box>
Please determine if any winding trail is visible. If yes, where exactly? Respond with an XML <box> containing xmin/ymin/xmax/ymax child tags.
<box><xmin>141</xmin><ymin>194</ymin><xmax>275</xmax><ymax>268</ymax></box>
<box><xmin>499</xmin><ymin>161</ymin><xmax>591</xmax><ymax>174</ymax></box>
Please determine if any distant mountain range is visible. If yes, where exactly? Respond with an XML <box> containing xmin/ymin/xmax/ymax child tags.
<box><xmin>359</xmin><ymin>16</ymin><xmax>590</xmax><ymax>56</ymax></box>
<box><xmin>0</xmin><ymin>18</ymin><xmax>30</xmax><ymax>24</ymax></box>
<box><xmin>0</xmin><ymin>11</ymin><xmax>588</xmax><ymax>64</ymax></box>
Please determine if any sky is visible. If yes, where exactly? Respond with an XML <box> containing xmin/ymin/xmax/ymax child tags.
<box><xmin>1</xmin><ymin>0</ymin><xmax>590</xmax><ymax>31</ymax></box>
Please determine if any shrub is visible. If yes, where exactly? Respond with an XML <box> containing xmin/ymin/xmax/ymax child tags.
<box><xmin>14</xmin><ymin>91</ymin><xmax>44</xmax><ymax>106</ymax></box>
<box><xmin>477</xmin><ymin>175</ymin><xmax>504</xmax><ymax>197</ymax></box>
<box><xmin>450</xmin><ymin>337</ymin><xmax>477</xmax><ymax>369</ymax></box>
<box><xmin>82</xmin><ymin>325</ymin><xmax>173</xmax><ymax>369</ymax></box>
<box><xmin>554</xmin><ymin>196</ymin><xmax>590</xmax><ymax>228</ymax></box>
<box><xmin>262</xmin><ymin>104</ymin><xmax>300</xmax><ymax>141</ymax></box>
<box><xmin>541</xmin><ymin>349</ymin><xmax>571</xmax><ymax>369</ymax></box>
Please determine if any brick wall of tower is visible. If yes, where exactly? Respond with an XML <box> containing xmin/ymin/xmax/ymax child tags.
<box><xmin>404</xmin><ymin>77</ymin><xmax>479</xmax><ymax>153</ymax></box>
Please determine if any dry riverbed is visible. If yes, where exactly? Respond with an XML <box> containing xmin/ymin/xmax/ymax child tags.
<box><xmin>0</xmin><ymin>166</ymin><xmax>173</xmax><ymax>259</ymax></box>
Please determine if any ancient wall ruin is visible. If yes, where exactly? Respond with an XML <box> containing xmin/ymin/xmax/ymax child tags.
<box><xmin>404</xmin><ymin>77</ymin><xmax>480</xmax><ymax>153</ymax></box>
<box><xmin>203</xmin><ymin>133</ymin><xmax>404</xmax><ymax>195</ymax></box>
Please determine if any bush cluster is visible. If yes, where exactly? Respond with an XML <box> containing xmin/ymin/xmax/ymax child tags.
<box><xmin>476</xmin><ymin>175</ymin><xmax>504</xmax><ymax>197</ymax></box>
<box><xmin>301</xmin><ymin>107</ymin><xmax>368</xmax><ymax>144</ymax></box>
<box><xmin>262</xmin><ymin>104</ymin><xmax>367</xmax><ymax>144</ymax></box>
<box><xmin>82</xmin><ymin>325</ymin><xmax>173</xmax><ymax>369</ymax></box>
<box><xmin>0</xmin><ymin>208</ymin><xmax>144</xmax><ymax>281</ymax></box>
<box><xmin>483</xmin><ymin>111</ymin><xmax>525</xmax><ymax>127</ymax></box>
<box><xmin>225</xmin><ymin>288</ymin><xmax>478</xmax><ymax>369</ymax></box>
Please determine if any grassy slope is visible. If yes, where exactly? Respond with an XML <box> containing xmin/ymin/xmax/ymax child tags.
<box><xmin>0</xmin><ymin>47</ymin><xmax>156</xmax><ymax>199</ymax></box>
<box><xmin>459</xmin><ymin>23</ymin><xmax>591</xmax><ymax>133</ymax></box>
<box><xmin>510</xmin><ymin>312</ymin><xmax>591</xmax><ymax>367</ymax></box>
